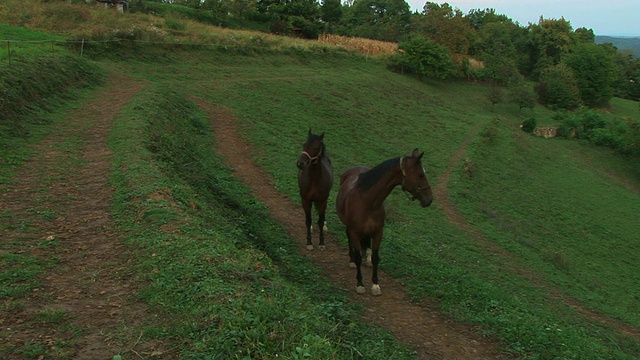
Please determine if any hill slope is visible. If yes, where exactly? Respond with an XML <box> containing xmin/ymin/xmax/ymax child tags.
<box><xmin>2</xmin><ymin>5</ymin><xmax>640</xmax><ymax>359</ymax></box>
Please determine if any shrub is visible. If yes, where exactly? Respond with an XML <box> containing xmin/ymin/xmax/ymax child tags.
<box><xmin>387</xmin><ymin>36</ymin><xmax>456</xmax><ymax>80</ymax></box>
<box><xmin>521</xmin><ymin>117</ymin><xmax>537</xmax><ymax>133</ymax></box>
<box><xmin>509</xmin><ymin>78</ymin><xmax>537</xmax><ymax>112</ymax></box>
<box><xmin>536</xmin><ymin>63</ymin><xmax>581</xmax><ymax>110</ymax></box>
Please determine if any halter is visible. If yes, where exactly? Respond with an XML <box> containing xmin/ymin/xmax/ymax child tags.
<box><xmin>299</xmin><ymin>143</ymin><xmax>323</xmax><ymax>165</ymax></box>
<box><xmin>300</xmin><ymin>151</ymin><xmax>320</xmax><ymax>162</ymax></box>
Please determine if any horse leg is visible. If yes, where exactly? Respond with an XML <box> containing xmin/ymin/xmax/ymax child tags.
<box><xmin>363</xmin><ymin>237</ymin><xmax>372</xmax><ymax>267</ymax></box>
<box><xmin>350</xmin><ymin>245</ymin><xmax>366</xmax><ymax>294</ymax></box>
<box><xmin>317</xmin><ymin>200</ymin><xmax>328</xmax><ymax>250</ymax></box>
<box><xmin>370</xmin><ymin>233</ymin><xmax>382</xmax><ymax>296</ymax></box>
<box><xmin>347</xmin><ymin>231</ymin><xmax>356</xmax><ymax>268</ymax></box>
<box><xmin>302</xmin><ymin>199</ymin><xmax>313</xmax><ymax>250</ymax></box>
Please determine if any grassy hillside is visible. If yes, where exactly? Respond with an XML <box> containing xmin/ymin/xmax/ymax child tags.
<box><xmin>2</xmin><ymin>1</ymin><xmax>640</xmax><ymax>359</ymax></box>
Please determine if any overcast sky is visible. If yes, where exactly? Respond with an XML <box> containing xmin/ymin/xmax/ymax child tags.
<box><xmin>404</xmin><ymin>0</ymin><xmax>640</xmax><ymax>37</ymax></box>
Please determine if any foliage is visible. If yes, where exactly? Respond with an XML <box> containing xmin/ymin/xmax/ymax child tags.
<box><xmin>388</xmin><ymin>35</ymin><xmax>456</xmax><ymax>79</ymax></box>
<box><xmin>521</xmin><ymin>17</ymin><xmax>574</xmax><ymax>80</ymax></box>
<box><xmin>564</xmin><ymin>42</ymin><xmax>618</xmax><ymax>107</ymax></box>
<box><xmin>508</xmin><ymin>76</ymin><xmax>538</xmax><ymax>111</ymax></box>
<box><xmin>341</xmin><ymin>0</ymin><xmax>411</xmax><ymax>42</ymax></box>
<box><xmin>521</xmin><ymin>117</ymin><xmax>537</xmax><ymax>133</ymax></box>
<box><xmin>412</xmin><ymin>2</ymin><xmax>475</xmax><ymax>55</ymax></box>
<box><xmin>487</xmin><ymin>84</ymin><xmax>504</xmax><ymax>110</ymax></box>
<box><xmin>473</xmin><ymin>21</ymin><xmax>519</xmax><ymax>84</ymax></box>
<box><xmin>536</xmin><ymin>63</ymin><xmax>581</xmax><ymax>110</ymax></box>
<box><xmin>554</xmin><ymin>108</ymin><xmax>640</xmax><ymax>154</ymax></box>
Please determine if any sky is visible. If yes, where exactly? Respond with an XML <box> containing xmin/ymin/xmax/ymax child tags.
<box><xmin>404</xmin><ymin>0</ymin><xmax>640</xmax><ymax>37</ymax></box>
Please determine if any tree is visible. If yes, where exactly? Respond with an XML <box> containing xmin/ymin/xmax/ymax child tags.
<box><xmin>321</xmin><ymin>0</ymin><xmax>343</xmax><ymax>31</ymax></box>
<box><xmin>508</xmin><ymin>76</ymin><xmax>537</xmax><ymax>112</ymax></box>
<box><xmin>536</xmin><ymin>63</ymin><xmax>581</xmax><ymax>110</ymax></box>
<box><xmin>572</xmin><ymin>27</ymin><xmax>595</xmax><ymax>44</ymax></box>
<box><xmin>257</xmin><ymin>0</ymin><xmax>321</xmax><ymax>38</ymax></box>
<box><xmin>227</xmin><ymin>0</ymin><xmax>257</xmax><ymax>19</ymax></box>
<box><xmin>412</xmin><ymin>2</ymin><xmax>476</xmax><ymax>55</ymax></box>
<box><xmin>519</xmin><ymin>17</ymin><xmax>574</xmax><ymax>79</ymax></box>
<box><xmin>487</xmin><ymin>83</ymin><xmax>504</xmax><ymax>111</ymax></box>
<box><xmin>564</xmin><ymin>43</ymin><xmax>618</xmax><ymax>107</ymax></box>
<box><xmin>388</xmin><ymin>36</ymin><xmax>456</xmax><ymax>80</ymax></box>
<box><xmin>343</xmin><ymin>0</ymin><xmax>411</xmax><ymax>42</ymax></box>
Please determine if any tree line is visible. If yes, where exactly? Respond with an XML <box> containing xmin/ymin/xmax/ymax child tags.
<box><xmin>136</xmin><ymin>0</ymin><xmax>640</xmax><ymax>156</ymax></box>
<box><xmin>144</xmin><ymin>0</ymin><xmax>639</xmax><ymax>109</ymax></box>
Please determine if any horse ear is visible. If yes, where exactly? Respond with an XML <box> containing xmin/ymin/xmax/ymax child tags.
<box><xmin>319</xmin><ymin>132</ymin><xmax>325</xmax><ymax>140</ymax></box>
<box><xmin>308</xmin><ymin>129</ymin><xmax>312</xmax><ymax>137</ymax></box>
<box><xmin>411</xmin><ymin>148</ymin><xmax>420</xmax><ymax>157</ymax></box>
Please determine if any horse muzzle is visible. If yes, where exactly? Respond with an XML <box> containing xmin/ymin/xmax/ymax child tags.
<box><xmin>414</xmin><ymin>188</ymin><xmax>433</xmax><ymax>207</ymax></box>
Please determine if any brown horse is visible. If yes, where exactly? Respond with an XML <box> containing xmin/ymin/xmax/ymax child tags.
<box><xmin>336</xmin><ymin>148</ymin><xmax>433</xmax><ymax>295</ymax></box>
<box><xmin>297</xmin><ymin>129</ymin><xmax>333</xmax><ymax>250</ymax></box>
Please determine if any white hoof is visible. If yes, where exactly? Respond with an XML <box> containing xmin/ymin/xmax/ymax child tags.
<box><xmin>371</xmin><ymin>284</ymin><xmax>382</xmax><ymax>296</ymax></box>
<box><xmin>306</xmin><ymin>244</ymin><xmax>314</xmax><ymax>251</ymax></box>
<box><xmin>349</xmin><ymin>262</ymin><xmax>356</xmax><ymax>268</ymax></box>
<box><xmin>356</xmin><ymin>286</ymin><xmax>366</xmax><ymax>294</ymax></box>
<box><xmin>318</xmin><ymin>245</ymin><xmax>326</xmax><ymax>251</ymax></box>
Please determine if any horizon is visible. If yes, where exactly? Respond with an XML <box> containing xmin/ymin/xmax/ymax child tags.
<box><xmin>404</xmin><ymin>0</ymin><xmax>640</xmax><ymax>38</ymax></box>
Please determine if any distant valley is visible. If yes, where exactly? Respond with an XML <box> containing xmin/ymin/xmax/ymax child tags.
<box><xmin>596</xmin><ymin>35</ymin><xmax>640</xmax><ymax>57</ymax></box>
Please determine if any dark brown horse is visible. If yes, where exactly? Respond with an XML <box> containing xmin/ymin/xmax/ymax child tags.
<box><xmin>297</xmin><ymin>129</ymin><xmax>333</xmax><ymax>250</ymax></box>
<box><xmin>336</xmin><ymin>148</ymin><xmax>433</xmax><ymax>295</ymax></box>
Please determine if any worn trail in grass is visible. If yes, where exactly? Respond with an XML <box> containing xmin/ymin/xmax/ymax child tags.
<box><xmin>0</xmin><ymin>75</ymin><xmax>162</xmax><ymax>359</ymax></box>
<box><xmin>197</xmin><ymin>100</ymin><xmax>512</xmax><ymax>360</ymax></box>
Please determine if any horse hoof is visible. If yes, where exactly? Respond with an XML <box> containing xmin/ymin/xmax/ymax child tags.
<box><xmin>318</xmin><ymin>245</ymin><xmax>326</xmax><ymax>251</ymax></box>
<box><xmin>356</xmin><ymin>286</ymin><xmax>366</xmax><ymax>294</ymax></box>
<box><xmin>371</xmin><ymin>284</ymin><xmax>382</xmax><ymax>296</ymax></box>
<box><xmin>306</xmin><ymin>245</ymin><xmax>314</xmax><ymax>251</ymax></box>
<box><xmin>349</xmin><ymin>262</ymin><xmax>356</xmax><ymax>268</ymax></box>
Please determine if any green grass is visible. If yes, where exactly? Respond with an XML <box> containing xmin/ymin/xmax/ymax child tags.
<box><xmin>1</xmin><ymin>8</ymin><xmax>640</xmax><ymax>359</ymax></box>
<box><xmin>105</xmin><ymin>47</ymin><xmax>640</xmax><ymax>358</ymax></box>
<box><xmin>0</xmin><ymin>22</ymin><xmax>66</xmax><ymax>61</ymax></box>
<box><xmin>108</xmin><ymin>86</ymin><xmax>416</xmax><ymax>359</ymax></box>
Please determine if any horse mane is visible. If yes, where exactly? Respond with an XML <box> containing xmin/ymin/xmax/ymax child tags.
<box><xmin>357</xmin><ymin>157</ymin><xmax>400</xmax><ymax>191</ymax></box>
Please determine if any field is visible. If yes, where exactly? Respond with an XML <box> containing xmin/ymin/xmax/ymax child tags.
<box><xmin>1</xmin><ymin>3</ymin><xmax>640</xmax><ymax>359</ymax></box>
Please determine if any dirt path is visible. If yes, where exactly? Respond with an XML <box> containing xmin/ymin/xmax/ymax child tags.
<box><xmin>3</xmin><ymin>74</ymin><xmax>636</xmax><ymax>360</ymax></box>
<box><xmin>198</xmin><ymin>102</ymin><xmax>513</xmax><ymax>360</ymax></box>
<box><xmin>1</xmin><ymin>75</ymin><xmax>162</xmax><ymax>359</ymax></box>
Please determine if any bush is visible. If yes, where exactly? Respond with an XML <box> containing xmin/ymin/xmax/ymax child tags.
<box><xmin>521</xmin><ymin>118</ymin><xmax>537</xmax><ymax>133</ymax></box>
<box><xmin>589</xmin><ymin>128</ymin><xmax>623</xmax><ymax>148</ymax></box>
<box><xmin>387</xmin><ymin>36</ymin><xmax>456</xmax><ymax>80</ymax></box>
<box><xmin>536</xmin><ymin>63</ymin><xmax>581</xmax><ymax>110</ymax></box>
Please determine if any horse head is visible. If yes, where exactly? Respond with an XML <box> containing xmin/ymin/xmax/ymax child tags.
<box><xmin>297</xmin><ymin>129</ymin><xmax>325</xmax><ymax>170</ymax></box>
<box><xmin>400</xmin><ymin>148</ymin><xmax>433</xmax><ymax>207</ymax></box>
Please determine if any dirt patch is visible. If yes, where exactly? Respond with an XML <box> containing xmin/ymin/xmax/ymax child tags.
<box><xmin>0</xmin><ymin>75</ymin><xmax>163</xmax><ymax>359</ymax></box>
<box><xmin>198</xmin><ymin>102</ymin><xmax>513</xmax><ymax>360</ymax></box>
